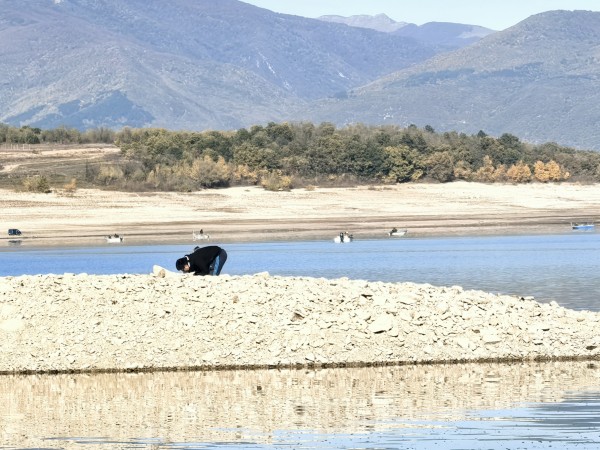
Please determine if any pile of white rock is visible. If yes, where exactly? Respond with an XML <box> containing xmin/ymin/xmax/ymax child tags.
<box><xmin>1</xmin><ymin>267</ymin><xmax>599</xmax><ymax>373</ymax></box>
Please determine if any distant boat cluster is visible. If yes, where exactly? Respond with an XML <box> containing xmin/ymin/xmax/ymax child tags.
<box><xmin>4</xmin><ymin>218</ymin><xmax>596</xmax><ymax>248</ymax></box>
<box><xmin>334</xmin><ymin>228</ymin><xmax>409</xmax><ymax>243</ymax></box>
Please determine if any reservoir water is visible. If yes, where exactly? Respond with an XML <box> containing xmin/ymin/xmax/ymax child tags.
<box><xmin>1</xmin><ymin>232</ymin><xmax>599</xmax><ymax>311</ymax></box>
<box><xmin>1</xmin><ymin>232</ymin><xmax>599</xmax><ymax>448</ymax></box>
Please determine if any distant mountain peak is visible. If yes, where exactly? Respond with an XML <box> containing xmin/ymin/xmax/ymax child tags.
<box><xmin>317</xmin><ymin>13</ymin><xmax>408</xmax><ymax>33</ymax></box>
<box><xmin>317</xmin><ymin>13</ymin><xmax>494</xmax><ymax>51</ymax></box>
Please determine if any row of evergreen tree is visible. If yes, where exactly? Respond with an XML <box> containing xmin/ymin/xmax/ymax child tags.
<box><xmin>2</xmin><ymin>122</ymin><xmax>600</xmax><ymax>191</ymax></box>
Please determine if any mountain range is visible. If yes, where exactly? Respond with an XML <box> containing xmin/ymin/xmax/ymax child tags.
<box><xmin>0</xmin><ymin>1</ymin><xmax>598</xmax><ymax>150</ymax></box>
<box><xmin>318</xmin><ymin>13</ymin><xmax>494</xmax><ymax>50</ymax></box>
<box><xmin>304</xmin><ymin>10</ymin><xmax>600</xmax><ymax>150</ymax></box>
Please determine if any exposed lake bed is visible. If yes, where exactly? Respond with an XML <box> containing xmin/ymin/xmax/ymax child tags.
<box><xmin>2</xmin><ymin>264</ymin><xmax>600</xmax><ymax>447</ymax></box>
<box><xmin>2</xmin><ymin>266</ymin><xmax>599</xmax><ymax>375</ymax></box>
<box><xmin>2</xmin><ymin>182</ymin><xmax>600</xmax><ymax>448</ymax></box>
<box><xmin>2</xmin><ymin>181</ymin><xmax>600</xmax><ymax>246</ymax></box>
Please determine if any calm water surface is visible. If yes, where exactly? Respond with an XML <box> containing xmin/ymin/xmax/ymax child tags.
<box><xmin>2</xmin><ymin>232</ymin><xmax>599</xmax><ymax>310</ymax></box>
<box><xmin>1</xmin><ymin>362</ymin><xmax>600</xmax><ymax>449</ymax></box>
<box><xmin>2</xmin><ymin>232</ymin><xmax>600</xmax><ymax>448</ymax></box>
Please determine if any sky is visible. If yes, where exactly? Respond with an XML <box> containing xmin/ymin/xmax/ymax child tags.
<box><xmin>241</xmin><ymin>0</ymin><xmax>600</xmax><ymax>30</ymax></box>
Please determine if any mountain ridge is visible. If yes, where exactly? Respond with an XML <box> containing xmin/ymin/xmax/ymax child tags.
<box><xmin>299</xmin><ymin>10</ymin><xmax>600</xmax><ymax>149</ymax></box>
<box><xmin>1</xmin><ymin>2</ymin><xmax>599</xmax><ymax>149</ymax></box>
<box><xmin>317</xmin><ymin>13</ymin><xmax>495</xmax><ymax>50</ymax></box>
<box><xmin>317</xmin><ymin>13</ymin><xmax>409</xmax><ymax>33</ymax></box>
<box><xmin>0</xmin><ymin>0</ymin><xmax>442</xmax><ymax>130</ymax></box>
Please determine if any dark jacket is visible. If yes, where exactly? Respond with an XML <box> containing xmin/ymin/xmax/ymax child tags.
<box><xmin>186</xmin><ymin>246</ymin><xmax>222</xmax><ymax>275</ymax></box>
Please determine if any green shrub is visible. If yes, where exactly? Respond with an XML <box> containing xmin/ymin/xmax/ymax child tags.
<box><xmin>23</xmin><ymin>176</ymin><xmax>51</xmax><ymax>193</ymax></box>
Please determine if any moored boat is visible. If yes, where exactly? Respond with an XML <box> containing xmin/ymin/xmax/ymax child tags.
<box><xmin>388</xmin><ymin>228</ymin><xmax>407</xmax><ymax>237</ymax></box>
<box><xmin>192</xmin><ymin>230</ymin><xmax>210</xmax><ymax>241</ymax></box>
<box><xmin>571</xmin><ymin>222</ymin><xmax>595</xmax><ymax>231</ymax></box>
<box><xmin>334</xmin><ymin>232</ymin><xmax>353</xmax><ymax>243</ymax></box>
<box><xmin>105</xmin><ymin>234</ymin><xmax>124</xmax><ymax>243</ymax></box>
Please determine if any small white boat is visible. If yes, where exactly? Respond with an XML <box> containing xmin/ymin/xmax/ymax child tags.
<box><xmin>571</xmin><ymin>222</ymin><xmax>594</xmax><ymax>231</ymax></box>
<box><xmin>388</xmin><ymin>228</ymin><xmax>407</xmax><ymax>237</ymax></box>
<box><xmin>334</xmin><ymin>233</ymin><xmax>353</xmax><ymax>243</ymax></box>
<box><xmin>106</xmin><ymin>234</ymin><xmax>124</xmax><ymax>243</ymax></box>
<box><xmin>192</xmin><ymin>230</ymin><xmax>210</xmax><ymax>241</ymax></box>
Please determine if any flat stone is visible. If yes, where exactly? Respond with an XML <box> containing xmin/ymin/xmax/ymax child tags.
<box><xmin>369</xmin><ymin>315</ymin><xmax>393</xmax><ymax>333</ymax></box>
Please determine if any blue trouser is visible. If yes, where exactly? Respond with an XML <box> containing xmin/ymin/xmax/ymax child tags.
<box><xmin>209</xmin><ymin>249</ymin><xmax>228</xmax><ymax>275</ymax></box>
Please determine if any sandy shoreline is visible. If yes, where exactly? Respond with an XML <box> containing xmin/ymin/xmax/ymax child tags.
<box><xmin>1</xmin><ymin>181</ymin><xmax>599</xmax><ymax>247</ymax></box>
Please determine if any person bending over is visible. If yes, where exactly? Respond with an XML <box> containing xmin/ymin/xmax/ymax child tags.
<box><xmin>175</xmin><ymin>245</ymin><xmax>227</xmax><ymax>275</ymax></box>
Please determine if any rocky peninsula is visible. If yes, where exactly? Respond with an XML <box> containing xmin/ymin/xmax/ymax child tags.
<box><xmin>1</xmin><ymin>268</ymin><xmax>599</xmax><ymax>374</ymax></box>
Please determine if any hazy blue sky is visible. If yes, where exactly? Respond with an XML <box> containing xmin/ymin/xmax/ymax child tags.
<box><xmin>241</xmin><ymin>0</ymin><xmax>600</xmax><ymax>30</ymax></box>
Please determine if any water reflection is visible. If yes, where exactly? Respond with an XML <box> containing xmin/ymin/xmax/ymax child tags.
<box><xmin>1</xmin><ymin>361</ymin><xmax>599</xmax><ymax>448</ymax></box>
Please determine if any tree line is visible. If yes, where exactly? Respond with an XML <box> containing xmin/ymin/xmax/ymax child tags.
<box><xmin>0</xmin><ymin>124</ymin><xmax>115</xmax><ymax>145</ymax></box>
<box><xmin>3</xmin><ymin>122</ymin><xmax>600</xmax><ymax>191</ymax></box>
